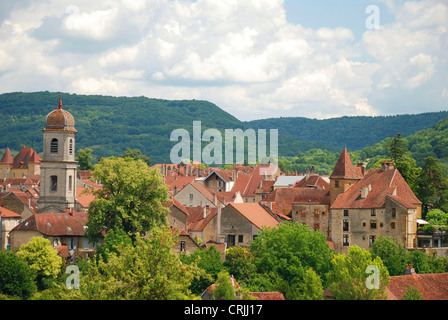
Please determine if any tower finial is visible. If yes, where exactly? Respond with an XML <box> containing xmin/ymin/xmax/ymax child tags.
<box><xmin>58</xmin><ymin>94</ymin><xmax>62</xmax><ymax>109</ymax></box>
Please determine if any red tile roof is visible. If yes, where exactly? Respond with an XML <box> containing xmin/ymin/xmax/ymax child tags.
<box><xmin>292</xmin><ymin>188</ymin><xmax>330</xmax><ymax>205</ymax></box>
<box><xmin>242</xmin><ymin>165</ymin><xmax>278</xmax><ymax>197</ymax></box>
<box><xmin>249</xmin><ymin>291</ymin><xmax>285</xmax><ymax>300</ymax></box>
<box><xmin>186</xmin><ymin>206</ymin><xmax>218</xmax><ymax>232</ymax></box>
<box><xmin>0</xmin><ymin>206</ymin><xmax>21</xmax><ymax>218</ymax></box>
<box><xmin>12</xmin><ymin>212</ymin><xmax>88</xmax><ymax>236</ymax></box>
<box><xmin>294</xmin><ymin>174</ymin><xmax>330</xmax><ymax>190</ymax></box>
<box><xmin>0</xmin><ymin>147</ymin><xmax>13</xmax><ymax>165</ymax></box>
<box><xmin>331</xmin><ymin>167</ymin><xmax>421</xmax><ymax>209</ymax></box>
<box><xmin>330</xmin><ymin>148</ymin><xmax>363</xmax><ymax>180</ymax></box>
<box><xmin>11</xmin><ymin>146</ymin><xmax>42</xmax><ymax>169</ymax></box>
<box><xmin>387</xmin><ymin>273</ymin><xmax>448</xmax><ymax>300</ymax></box>
<box><xmin>227</xmin><ymin>203</ymin><xmax>278</xmax><ymax>229</ymax></box>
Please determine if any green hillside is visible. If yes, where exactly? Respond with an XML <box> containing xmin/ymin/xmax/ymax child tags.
<box><xmin>0</xmin><ymin>91</ymin><xmax>327</xmax><ymax>163</ymax></box>
<box><xmin>247</xmin><ymin>112</ymin><xmax>448</xmax><ymax>151</ymax></box>
<box><xmin>0</xmin><ymin>91</ymin><xmax>446</xmax><ymax>167</ymax></box>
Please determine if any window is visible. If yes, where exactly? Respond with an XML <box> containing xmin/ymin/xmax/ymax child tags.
<box><xmin>238</xmin><ymin>235</ymin><xmax>243</xmax><ymax>243</ymax></box>
<box><xmin>313</xmin><ymin>223</ymin><xmax>320</xmax><ymax>231</ymax></box>
<box><xmin>344</xmin><ymin>210</ymin><xmax>349</xmax><ymax>217</ymax></box>
<box><xmin>369</xmin><ymin>235</ymin><xmax>376</xmax><ymax>247</ymax></box>
<box><xmin>392</xmin><ymin>208</ymin><xmax>396</xmax><ymax>218</ymax></box>
<box><xmin>343</xmin><ymin>220</ymin><xmax>349</xmax><ymax>232</ymax></box>
<box><xmin>371</xmin><ymin>209</ymin><xmax>376</xmax><ymax>217</ymax></box>
<box><xmin>68</xmin><ymin>237</ymin><xmax>76</xmax><ymax>250</ymax></box>
<box><xmin>83</xmin><ymin>238</ymin><xmax>90</xmax><ymax>250</ymax></box>
<box><xmin>335</xmin><ymin>181</ymin><xmax>339</xmax><ymax>188</ymax></box>
<box><xmin>343</xmin><ymin>234</ymin><xmax>349</xmax><ymax>246</ymax></box>
<box><xmin>50</xmin><ymin>176</ymin><xmax>58</xmax><ymax>191</ymax></box>
<box><xmin>218</xmin><ymin>181</ymin><xmax>223</xmax><ymax>187</ymax></box>
<box><xmin>227</xmin><ymin>235</ymin><xmax>236</xmax><ymax>247</ymax></box>
<box><xmin>180</xmin><ymin>241</ymin><xmax>186</xmax><ymax>252</ymax></box>
<box><xmin>189</xmin><ymin>194</ymin><xmax>193</xmax><ymax>200</ymax></box>
<box><xmin>391</xmin><ymin>222</ymin><xmax>396</xmax><ymax>229</ymax></box>
<box><xmin>69</xmin><ymin>139</ymin><xmax>73</xmax><ymax>155</ymax></box>
<box><xmin>69</xmin><ymin>176</ymin><xmax>72</xmax><ymax>192</ymax></box>
<box><xmin>50</xmin><ymin>138</ymin><xmax>58</xmax><ymax>153</ymax></box>
<box><xmin>370</xmin><ymin>220</ymin><xmax>377</xmax><ymax>229</ymax></box>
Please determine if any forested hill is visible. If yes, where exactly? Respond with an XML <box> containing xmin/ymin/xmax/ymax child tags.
<box><xmin>247</xmin><ymin>111</ymin><xmax>448</xmax><ymax>151</ymax></box>
<box><xmin>0</xmin><ymin>91</ymin><xmax>447</xmax><ymax>164</ymax></box>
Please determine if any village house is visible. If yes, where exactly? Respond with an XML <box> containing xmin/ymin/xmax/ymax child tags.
<box><xmin>329</xmin><ymin>149</ymin><xmax>422</xmax><ymax>253</ymax></box>
<box><xmin>386</xmin><ymin>266</ymin><xmax>448</xmax><ymax>300</ymax></box>
<box><xmin>241</xmin><ymin>164</ymin><xmax>281</xmax><ymax>203</ymax></box>
<box><xmin>0</xmin><ymin>206</ymin><xmax>22</xmax><ymax>250</ymax></box>
<box><xmin>0</xmin><ymin>146</ymin><xmax>41</xmax><ymax>180</ymax></box>
<box><xmin>215</xmin><ymin>202</ymin><xmax>279</xmax><ymax>247</ymax></box>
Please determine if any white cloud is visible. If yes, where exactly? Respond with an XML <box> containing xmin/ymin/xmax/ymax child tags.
<box><xmin>0</xmin><ymin>0</ymin><xmax>446</xmax><ymax>121</ymax></box>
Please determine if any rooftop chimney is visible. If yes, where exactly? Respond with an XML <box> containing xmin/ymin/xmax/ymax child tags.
<box><xmin>361</xmin><ymin>185</ymin><xmax>369</xmax><ymax>199</ymax></box>
<box><xmin>405</xmin><ymin>264</ymin><xmax>416</xmax><ymax>275</ymax></box>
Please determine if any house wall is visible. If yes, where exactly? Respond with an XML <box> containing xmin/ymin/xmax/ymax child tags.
<box><xmin>1</xmin><ymin>217</ymin><xmax>21</xmax><ymax>250</ymax></box>
<box><xmin>330</xmin><ymin>202</ymin><xmax>419</xmax><ymax>253</ymax></box>
<box><xmin>168</xmin><ymin>206</ymin><xmax>188</xmax><ymax>230</ymax></box>
<box><xmin>220</xmin><ymin>206</ymin><xmax>260</xmax><ymax>247</ymax></box>
<box><xmin>1</xmin><ymin>193</ymin><xmax>34</xmax><ymax>220</ymax></box>
<box><xmin>292</xmin><ymin>203</ymin><xmax>330</xmax><ymax>237</ymax></box>
<box><xmin>174</xmin><ymin>184</ymin><xmax>215</xmax><ymax>207</ymax></box>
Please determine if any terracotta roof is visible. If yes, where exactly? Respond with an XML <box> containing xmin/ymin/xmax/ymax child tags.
<box><xmin>186</xmin><ymin>206</ymin><xmax>218</xmax><ymax>232</ymax></box>
<box><xmin>330</xmin><ymin>148</ymin><xmax>363</xmax><ymax>180</ymax></box>
<box><xmin>249</xmin><ymin>291</ymin><xmax>285</xmax><ymax>300</ymax></box>
<box><xmin>294</xmin><ymin>174</ymin><xmax>330</xmax><ymax>190</ymax></box>
<box><xmin>331</xmin><ymin>167</ymin><xmax>421</xmax><ymax>210</ymax></box>
<box><xmin>166</xmin><ymin>176</ymin><xmax>195</xmax><ymax>192</ymax></box>
<box><xmin>76</xmin><ymin>187</ymin><xmax>97</xmax><ymax>208</ymax></box>
<box><xmin>205</xmin><ymin>240</ymin><xmax>227</xmax><ymax>254</ymax></box>
<box><xmin>44</xmin><ymin>95</ymin><xmax>77</xmax><ymax>133</ymax></box>
<box><xmin>11</xmin><ymin>146</ymin><xmax>42</xmax><ymax>169</ymax></box>
<box><xmin>242</xmin><ymin>165</ymin><xmax>278</xmax><ymax>197</ymax></box>
<box><xmin>168</xmin><ymin>196</ymin><xmax>188</xmax><ymax>215</ymax></box>
<box><xmin>0</xmin><ymin>206</ymin><xmax>21</xmax><ymax>218</ymax></box>
<box><xmin>292</xmin><ymin>188</ymin><xmax>330</xmax><ymax>205</ymax></box>
<box><xmin>230</xmin><ymin>172</ymin><xmax>250</xmax><ymax>194</ymax></box>
<box><xmin>56</xmin><ymin>245</ymin><xmax>71</xmax><ymax>258</ymax></box>
<box><xmin>264</xmin><ymin>187</ymin><xmax>325</xmax><ymax>210</ymax></box>
<box><xmin>0</xmin><ymin>147</ymin><xmax>13</xmax><ymax>165</ymax></box>
<box><xmin>227</xmin><ymin>203</ymin><xmax>278</xmax><ymax>229</ymax></box>
<box><xmin>387</xmin><ymin>273</ymin><xmax>448</xmax><ymax>300</ymax></box>
<box><xmin>12</xmin><ymin>212</ymin><xmax>88</xmax><ymax>236</ymax></box>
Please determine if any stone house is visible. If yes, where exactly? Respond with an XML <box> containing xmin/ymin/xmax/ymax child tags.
<box><xmin>172</xmin><ymin>229</ymin><xmax>202</xmax><ymax>255</ymax></box>
<box><xmin>0</xmin><ymin>146</ymin><xmax>41</xmax><ymax>180</ymax></box>
<box><xmin>10</xmin><ymin>211</ymin><xmax>96</xmax><ymax>260</ymax></box>
<box><xmin>329</xmin><ymin>149</ymin><xmax>422</xmax><ymax>253</ymax></box>
<box><xmin>291</xmin><ymin>188</ymin><xmax>331</xmax><ymax>237</ymax></box>
<box><xmin>0</xmin><ymin>206</ymin><xmax>22</xmax><ymax>250</ymax></box>
<box><xmin>216</xmin><ymin>203</ymin><xmax>279</xmax><ymax>247</ymax></box>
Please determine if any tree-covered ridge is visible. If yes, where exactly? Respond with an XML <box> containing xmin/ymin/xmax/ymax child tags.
<box><xmin>247</xmin><ymin>111</ymin><xmax>448</xmax><ymax>151</ymax></box>
<box><xmin>1</xmin><ymin>91</ymin><xmax>446</xmax><ymax>164</ymax></box>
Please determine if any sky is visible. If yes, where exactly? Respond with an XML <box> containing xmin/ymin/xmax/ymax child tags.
<box><xmin>0</xmin><ymin>0</ymin><xmax>447</xmax><ymax>121</ymax></box>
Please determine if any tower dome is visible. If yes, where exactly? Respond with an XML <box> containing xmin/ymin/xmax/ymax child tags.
<box><xmin>44</xmin><ymin>95</ymin><xmax>77</xmax><ymax>132</ymax></box>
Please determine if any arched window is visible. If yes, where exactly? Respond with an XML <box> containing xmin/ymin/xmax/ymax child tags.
<box><xmin>69</xmin><ymin>139</ymin><xmax>73</xmax><ymax>155</ymax></box>
<box><xmin>50</xmin><ymin>138</ymin><xmax>58</xmax><ymax>153</ymax></box>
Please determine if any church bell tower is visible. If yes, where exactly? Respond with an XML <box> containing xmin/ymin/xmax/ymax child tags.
<box><xmin>37</xmin><ymin>95</ymin><xmax>78</xmax><ymax>213</ymax></box>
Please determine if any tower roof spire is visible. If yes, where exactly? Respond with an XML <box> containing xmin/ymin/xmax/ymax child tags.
<box><xmin>58</xmin><ymin>94</ymin><xmax>63</xmax><ymax>109</ymax></box>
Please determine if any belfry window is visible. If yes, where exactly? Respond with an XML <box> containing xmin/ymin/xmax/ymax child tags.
<box><xmin>50</xmin><ymin>176</ymin><xmax>58</xmax><ymax>191</ymax></box>
<box><xmin>50</xmin><ymin>138</ymin><xmax>58</xmax><ymax>153</ymax></box>
<box><xmin>69</xmin><ymin>139</ymin><xmax>73</xmax><ymax>155</ymax></box>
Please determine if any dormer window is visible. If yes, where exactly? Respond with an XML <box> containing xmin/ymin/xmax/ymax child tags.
<box><xmin>50</xmin><ymin>138</ymin><xmax>58</xmax><ymax>153</ymax></box>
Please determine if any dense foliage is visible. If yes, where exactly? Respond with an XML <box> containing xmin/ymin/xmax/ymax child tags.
<box><xmin>1</xmin><ymin>92</ymin><xmax>446</xmax><ymax>165</ymax></box>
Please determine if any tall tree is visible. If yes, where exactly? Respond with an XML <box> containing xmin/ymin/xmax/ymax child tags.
<box><xmin>0</xmin><ymin>251</ymin><xmax>37</xmax><ymax>299</ymax></box>
<box><xmin>416</xmin><ymin>156</ymin><xmax>448</xmax><ymax>214</ymax></box>
<box><xmin>385</xmin><ymin>133</ymin><xmax>409</xmax><ymax>162</ymax></box>
<box><xmin>16</xmin><ymin>237</ymin><xmax>64</xmax><ymax>290</ymax></box>
<box><xmin>250</xmin><ymin>222</ymin><xmax>333</xmax><ymax>298</ymax></box>
<box><xmin>85</xmin><ymin>157</ymin><xmax>170</xmax><ymax>243</ymax></box>
<box><xmin>76</xmin><ymin>148</ymin><xmax>94</xmax><ymax>170</ymax></box>
<box><xmin>326</xmin><ymin>246</ymin><xmax>390</xmax><ymax>300</ymax></box>
<box><xmin>371</xmin><ymin>236</ymin><xmax>409</xmax><ymax>276</ymax></box>
<box><xmin>121</xmin><ymin>148</ymin><xmax>152</xmax><ymax>166</ymax></box>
